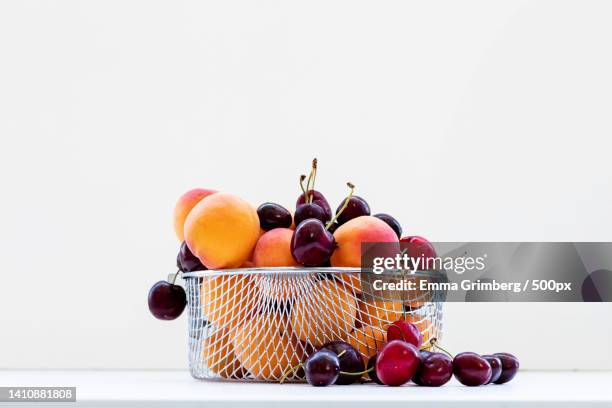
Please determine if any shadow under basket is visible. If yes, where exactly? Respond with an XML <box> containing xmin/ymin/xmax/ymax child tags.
<box><xmin>183</xmin><ymin>267</ymin><xmax>444</xmax><ymax>383</ymax></box>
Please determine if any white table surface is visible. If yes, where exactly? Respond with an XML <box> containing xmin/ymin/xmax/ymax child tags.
<box><xmin>0</xmin><ymin>370</ymin><xmax>611</xmax><ymax>407</ymax></box>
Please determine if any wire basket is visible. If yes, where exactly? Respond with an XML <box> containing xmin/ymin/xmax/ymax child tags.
<box><xmin>183</xmin><ymin>267</ymin><xmax>444</xmax><ymax>382</ymax></box>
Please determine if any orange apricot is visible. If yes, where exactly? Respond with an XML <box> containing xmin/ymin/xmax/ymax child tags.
<box><xmin>184</xmin><ymin>193</ymin><xmax>260</xmax><ymax>269</ymax></box>
<box><xmin>291</xmin><ymin>280</ymin><xmax>357</xmax><ymax>346</ymax></box>
<box><xmin>232</xmin><ymin>314</ymin><xmax>305</xmax><ymax>380</ymax></box>
<box><xmin>201</xmin><ymin>274</ymin><xmax>258</xmax><ymax>330</ymax></box>
<box><xmin>331</xmin><ymin>216</ymin><xmax>399</xmax><ymax>267</ymax></box>
<box><xmin>253</xmin><ymin>228</ymin><xmax>299</xmax><ymax>267</ymax></box>
<box><xmin>254</xmin><ymin>270</ymin><xmax>317</xmax><ymax>302</ymax></box>
<box><xmin>203</xmin><ymin>327</ymin><xmax>247</xmax><ymax>378</ymax></box>
<box><xmin>173</xmin><ymin>188</ymin><xmax>217</xmax><ymax>241</ymax></box>
<box><xmin>348</xmin><ymin>325</ymin><xmax>387</xmax><ymax>360</ymax></box>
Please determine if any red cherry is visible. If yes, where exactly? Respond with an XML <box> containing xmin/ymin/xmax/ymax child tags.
<box><xmin>400</xmin><ymin>236</ymin><xmax>437</xmax><ymax>271</ymax></box>
<box><xmin>375</xmin><ymin>340</ymin><xmax>421</xmax><ymax>386</ymax></box>
<box><xmin>387</xmin><ymin>320</ymin><xmax>423</xmax><ymax>348</ymax></box>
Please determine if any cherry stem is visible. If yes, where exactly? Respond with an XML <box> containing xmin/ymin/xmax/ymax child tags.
<box><xmin>309</xmin><ymin>158</ymin><xmax>318</xmax><ymax>203</ymax></box>
<box><xmin>279</xmin><ymin>363</ymin><xmax>304</xmax><ymax>384</ymax></box>
<box><xmin>172</xmin><ymin>269</ymin><xmax>181</xmax><ymax>285</ymax></box>
<box><xmin>325</xmin><ymin>182</ymin><xmax>355</xmax><ymax>230</ymax></box>
<box><xmin>339</xmin><ymin>366</ymin><xmax>374</xmax><ymax>376</ymax></box>
<box><xmin>299</xmin><ymin>175</ymin><xmax>307</xmax><ymax>197</ymax></box>
<box><xmin>429</xmin><ymin>338</ymin><xmax>454</xmax><ymax>359</ymax></box>
<box><xmin>388</xmin><ymin>323</ymin><xmax>406</xmax><ymax>342</ymax></box>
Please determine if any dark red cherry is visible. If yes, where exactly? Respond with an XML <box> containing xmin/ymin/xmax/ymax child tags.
<box><xmin>148</xmin><ymin>281</ymin><xmax>187</xmax><ymax>320</ymax></box>
<box><xmin>335</xmin><ymin>196</ymin><xmax>370</xmax><ymax>225</ymax></box>
<box><xmin>177</xmin><ymin>242</ymin><xmax>206</xmax><ymax>272</ymax></box>
<box><xmin>294</xmin><ymin>203</ymin><xmax>327</xmax><ymax>226</ymax></box>
<box><xmin>415</xmin><ymin>352</ymin><xmax>453</xmax><ymax>387</ymax></box>
<box><xmin>297</xmin><ymin>190</ymin><xmax>332</xmax><ymax>222</ymax></box>
<box><xmin>374</xmin><ymin>214</ymin><xmax>402</xmax><ymax>238</ymax></box>
<box><xmin>257</xmin><ymin>202</ymin><xmax>292</xmax><ymax>231</ymax></box>
<box><xmin>375</xmin><ymin>340</ymin><xmax>421</xmax><ymax>386</ymax></box>
<box><xmin>493</xmin><ymin>353</ymin><xmax>519</xmax><ymax>384</ymax></box>
<box><xmin>290</xmin><ymin>219</ymin><xmax>335</xmax><ymax>266</ymax></box>
<box><xmin>321</xmin><ymin>341</ymin><xmax>365</xmax><ymax>385</ymax></box>
<box><xmin>453</xmin><ymin>352</ymin><xmax>492</xmax><ymax>386</ymax></box>
<box><xmin>304</xmin><ymin>349</ymin><xmax>340</xmax><ymax>386</ymax></box>
<box><xmin>412</xmin><ymin>350</ymin><xmax>433</xmax><ymax>385</ymax></box>
<box><xmin>482</xmin><ymin>355</ymin><xmax>503</xmax><ymax>384</ymax></box>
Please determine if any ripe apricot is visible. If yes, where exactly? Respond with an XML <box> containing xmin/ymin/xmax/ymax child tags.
<box><xmin>202</xmin><ymin>327</ymin><xmax>246</xmax><ymax>378</ymax></box>
<box><xmin>291</xmin><ymin>280</ymin><xmax>357</xmax><ymax>346</ymax></box>
<box><xmin>338</xmin><ymin>272</ymin><xmax>362</xmax><ymax>294</ymax></box>
<box><xmin>331</xmin><ymin>216</ymin><xmax>399</xmax><ymax>267</ymax></box>
<box><xmin>185</xmin><ymin>193</ymin><xmax>260</xmax><ymax>269</ymax></box>
<box><xmin>201</xmin><ymin>274</ymin><xmax>258</xmax><ymax>330</ymax></box>
<box><xmin>357</xmin><ymin>300</ymin><xmax>404</xmax><ymax>328</ymax></box>
<box><xmin>173</xmin><ymin>188</ymin><xmax>217</xmax><ymax>241</ymax></box>
<box><xmin>253</xmin><ymin>228</ymin><xmax>299</xmax><ymax>267</ymax></box>
<box><xmin>348</xmin><ymin>325</ymin><xmax>387</xmax><ymax>360</ymax></box>
<box><xmin>232</xmin><ymin>314</ymin><xmax>305</xmax><ymax>380</ymax></box>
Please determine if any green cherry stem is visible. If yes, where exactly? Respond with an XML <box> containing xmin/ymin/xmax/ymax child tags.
<box><xmin>339</xmin><ymin>366</ymin><xmax>374</xmax><ymax>376</ymax></box>
<box><xmin>430</xmin><ymin>338</ymin><xmax>454</xmax><ymax>359</ymax></box>
<box><xmin>172</xmin><ymin>269</ymin><xmax>181</xmax><ymax>285</ymax></box>
<box><xmin>309</xmin><ymin>158</ymin><xmax>318</xmax><ymax>203</ymax></box>
<box><xmin>325</xmin><ymin>182</ymin><xmax>355</xmax><ymax>230</ymax></box>
<box><xmin>280</xmin><ymin>362</ymin><xmax>304</xmax><ymax>384</ymax></box>
<box><xmin>299</xmin><ymin>175</ymin><xmax>308</xmax><ymax>197</ymax></box>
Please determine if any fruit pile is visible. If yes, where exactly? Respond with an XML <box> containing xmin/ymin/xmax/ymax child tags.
<box><xmin>148</xmin><ymin>159</ymin><xmax>420</xmax><ymax>320</ymax></box>
<box><xmin>287</xmin><ymin>324</ymin><xmax>519</xmax><ymax>387</ymax></box>
<box><xmin>147</xmin><ymin>159</ymin><xmax>519</xmax><ymax>386</ymax></box>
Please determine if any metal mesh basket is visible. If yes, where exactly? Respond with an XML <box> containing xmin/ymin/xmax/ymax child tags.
<box><xmin>183</xmin><ymin>267</ymin><xmax>444</xmax><ymax>382</ymax></box>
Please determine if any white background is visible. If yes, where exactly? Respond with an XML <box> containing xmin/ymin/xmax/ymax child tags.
<box><xmin>0</xmin><ymin>0</ymin><xmax>611</xmax><ymax>370</ymax></box>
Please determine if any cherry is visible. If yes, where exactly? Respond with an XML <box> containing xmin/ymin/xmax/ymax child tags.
<box><xmin>400</xmin><ymin>236</ymin><xmax>437</xmax><ymax>271</ymax></box>
<box><xmin>290</xmin><ymin>219</ymin><xmax>335</xmax><ymax>266</ymax></box>
<box><xmin>387</xmin><ymin>320</ymin><xmax>422</xmax><ymax>348</ymax></box>
<box><xmin>321</xmin><ymin>341</ymin><xmax>365</xmax><ymax>385</ymax></box>
<box><xmin>374</xmin><ymin>214</ymin><xmax>402</xmax><ymax>238</ymax></box>
<box><xmin>453</xmin><ymin>352</ymin><xmax>492</xmax><ymax>386</ymax></box>
<box><xmin>375</xmin><ymin>340</ymin><xmax>421</xmax><ymax>386</ymax></box>
<box><xmin>176</xmin><ymin>242</ymin><xmax>206</xmax><ymax>272</ymax></box>
<box><xmin>335</xmin><ymin>195</ymin><xmax>370</xmax><ymax>225</ymax></box>
<box><xmin>482</xmin><ymin>355</ymin><xmax>503</xmax><ymax>384</ymax></box>
<box><xmin>493</xmin><ymin>353</ymin><xmax>519</xmax><ymax>384</ymax></box>
<box><xmin>257</xmin><ymin>202</ymin><xmax>292</xmax><ymax>231</ymax></box>
<box><xmin>148</xmin><ymin>280</ymin><xmax>186</xmax><ymax>320</ymax></box>
<box><xmin>412</xmin><ymin>350</ymin><xmax>433</xmax><ymax>385</ymax></box>
<box><xmin>304</xmin><ymin>349</ymin><xmax>340</xmax><ymax>386</ymax></box>
<box><xmin>296</xmin><ymin>159</ymin><xmax>332</xmax><ymax>222</ymax></box>
<box><xmin>294</xmin><ymin>203</ymin><xmax>327</xmax><ymax>226</ymax></box>
<box><xmin>367</xmin><ymin>355</ymin><xmax>384</xmax><ymax>385</ymax></box>
<box><xmin>414</xmin><ymin>352</ymin><xmax>453</xmax><ymax>387</ymax></box>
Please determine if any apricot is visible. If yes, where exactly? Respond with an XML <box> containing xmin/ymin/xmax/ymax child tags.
<box><xmin>331</xmin><ymin>216</ymin><xmax>399</xmax><ymax>267</ymax></box>
<box><xmin>291</xmin><ymin>280</ymin><xmax>357</xmax><ymax>346</ymax></box>
<box><xmin>232</xmin><ymin>314</ymin><xmax>305</xmax><ymax>380</ymax></box>
<box><xmin>201</xmin><ymin>274</ymin><xmax>258</xmax><ymax>330</ymax></box>
<box><xmin>253</xmin><ymin>228</ymin><xmax>299</xmax><ymax>267</ymax></box>
<box><xmin>348</xmin><ymin>325</ymin><xmax>387</xmax><ymax>360</ymax></box>
<box><xmin>184</xmin><ymin>193</ymin><xmax>260</xmax><ymax>269</ymax></box>
<box><xmin>203</xmin><ymin>327</ymin><xmax>246</xmax><ymax>378</ymax></box>
<box><xmin>173</xmin><ymin>188</ymin><xmax>217</xmax><ymax>241</ymax></box>
<box><xmin>338</xmin><ymin>272</ymin><xmax>362</xmax><ymax>294</ymax></box>
<box><xmin>357</xmin><ymin>300</ymin><xmax>404</xmax><ymax>328</ymax></box>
